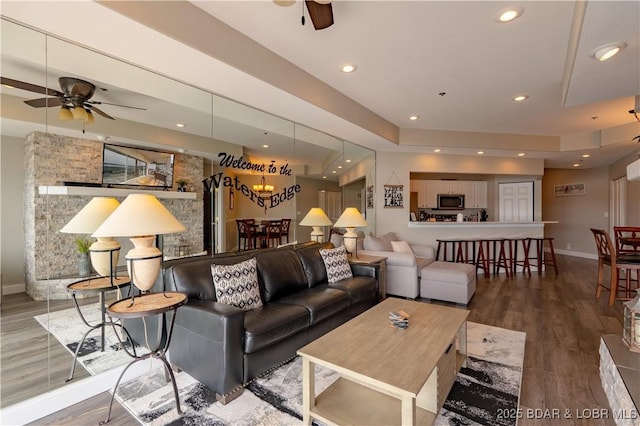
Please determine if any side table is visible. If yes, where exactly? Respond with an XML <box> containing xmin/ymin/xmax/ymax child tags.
<box><xmin>349</xmin><ymin>254</ymin><xmax>387</xmax><ymax>299</ymax></box>
<box><xmin>65</xmin><ymin>275</ymin><xmax>131</xmax><ymax>382</ymax></box>
<box><xmin>100</xmin><ymin>291</ymin><xmax>187</xmax><ymax>424</ymax></box>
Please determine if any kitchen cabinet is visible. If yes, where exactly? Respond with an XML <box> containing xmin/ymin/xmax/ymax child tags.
<box><xmin>411</xmin><ymin>180</ymin><xmax>488</xmax><ymax>209</ymax></box>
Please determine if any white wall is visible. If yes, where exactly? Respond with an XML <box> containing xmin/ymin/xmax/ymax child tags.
<box><xmin>0</xmin><ymin>136</ymin><xmax>25</xmax><ymax>293</ymax></box>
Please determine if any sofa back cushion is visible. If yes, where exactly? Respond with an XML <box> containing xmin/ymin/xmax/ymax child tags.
<box><xmin>255</xmin><ymin>249</ymin><xmax>307</xmax><ymax>302</ymax></box>
<box><xmin>165</xmin><ymin>253</ymin><xmax>250</xmax><ymax>301</ymax></box>
<box><xmin>296</xmin><ymin>242</ymin><xmax>334</xmax><ymax>287</ymax></box>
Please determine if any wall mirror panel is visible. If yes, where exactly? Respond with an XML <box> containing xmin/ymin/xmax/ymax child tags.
<box><xmin>0</xmin><ymin>17</ymin><xmax>375</xmax><ymax>410</ymax></box>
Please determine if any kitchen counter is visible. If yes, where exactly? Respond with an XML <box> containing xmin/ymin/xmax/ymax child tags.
<box><xmin>405</xmin><ymin>221</ymin><xmax>558</xmax><ymax>252</ymax></box>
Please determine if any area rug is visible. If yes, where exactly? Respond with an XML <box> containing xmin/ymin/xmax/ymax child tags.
<box><xmin>34</xmin><ymin>302</ymin><xmax>148</xmax><ymax>376</ymax></box>
<box><xmin>111</xmin><ymin>321</ymin><xmax>525</xmax><ymax>426</ymax></box>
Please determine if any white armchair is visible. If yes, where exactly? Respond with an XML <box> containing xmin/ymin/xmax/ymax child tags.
<box><xmin>358</xmin><ymin>233</ymin><xmax>435</xmax><ymax>299</ymax></box>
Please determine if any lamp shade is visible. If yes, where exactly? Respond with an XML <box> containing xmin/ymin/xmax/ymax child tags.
<box><xmin>60</xmin><ymin>197</ymin><xmax>120</xmax><ymax>234</ymax></box>
<box><xmin>300</xmin><ymin>207</ymin><xmax>333</xmax><ymax>243</ymax></box>
<box><xmin>61</xmin><ymin>197</ymin><xmax>122</xmax><ymax>277</ymax></box>
<box><xmin>333</xmin><ymin>207</ymin><xmax>368</xmax><ymax>228</ymax></box>
<box><xmin>93</xmin><ymin>193</ymin><xmax>185</xmax><ymax>237</ymax></box>
<box><xmin>299</xmin><ymin>208</ymin><xmax>333</xmax><ymax>227</ymax></box>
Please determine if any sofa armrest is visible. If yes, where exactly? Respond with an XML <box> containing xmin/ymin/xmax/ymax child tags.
<box><xmin>349</xmin><ymin>263</ymin><xmax>376</xmax><ymax>278</ymax></box>
<box><xmin>409</xmin><ymin>243</ymin><xmax>435</xmax><ymax>259</ymax></box>
<box><xmin>358</xmin><ymin>249</ymin><xmax>417</xmax><ymax>267</ymax></box>
<box><xmin>170</xmin><ymin>300</ymin><xmax>245</xmax><ymax>397</ymax></box>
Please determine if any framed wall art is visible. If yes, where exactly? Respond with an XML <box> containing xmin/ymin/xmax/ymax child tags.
<box><xmin>384</xmin><ymin>184</ymin><xmax>404</xmax><ymax>208</ymax></box>
<box><xmin>554</xmin><ymin>183</ymin><xmax>585</xmax><ymax>197</ymax></box>
<box><xmin>366</xmin><ymin>185</ymin><xmax>374</xmax><ymax>209</ymax></box>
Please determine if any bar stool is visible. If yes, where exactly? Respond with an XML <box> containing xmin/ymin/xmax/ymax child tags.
<box><xmin>477</xmin><ymin>238</ymin><xmax>511</xmax><ymax>277</ymax></box>
<box><xmin>526</xmin><ymin>237</ymin><xmax>559</xmax><ymax>274</ymax></box>
<box><xmin>507</xmin><ymin>237</ymin><xmax>532</xmax><ymax>276</ymax></box>
<box><xmin>435</xmin><ymin>239</ymin><xmax>461</xmax><ymax>262</ymax></box>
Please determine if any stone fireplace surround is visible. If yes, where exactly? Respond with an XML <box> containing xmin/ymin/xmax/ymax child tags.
<box><xmin>24</xmin><ymin>131</ymin><xmax>204</xmax><ymax>300</ymax></box>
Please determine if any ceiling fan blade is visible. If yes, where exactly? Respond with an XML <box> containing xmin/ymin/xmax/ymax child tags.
<box><xmin>89</xmin><ymin>106</ymin><xmax>115</xmax><ymax>120</ymax></box>
<box><xmin>1</xmin><ymin>76</ymin><xmax>64</xmax><ymax>97</ymax></box>
<box><xmin>24</xmin><ymin>97</ymin><xmax>63</xmax><ymax>108</ymax></box>
<box><xmin>88</xmin><ymin>100</ymin><xmax>146</xmax><ymax>111</ymax></box>
<box><xmin>305</xmin><ymin>1</ymin><xmax>333</xmax><ymax>30</ymax></box>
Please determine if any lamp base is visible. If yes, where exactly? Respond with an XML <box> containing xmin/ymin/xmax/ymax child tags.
<box><xmin>310</xmin><ymin>227</ymin><xmax>324</xmax><ymax>243</ymax></box>
<box><xmin>343</xmin><ymin>228</ymin><xmax>358</xmax><ymax>258</ymax></box>
<box><xmin>126</xmin><ymin>236</ymin><xmax>162</xmax><ymax>292</ymax></box>
<box><xmin>90</xmin><ymin>237</ymin><xmax>120</xmax><ymax>277</ymax></box>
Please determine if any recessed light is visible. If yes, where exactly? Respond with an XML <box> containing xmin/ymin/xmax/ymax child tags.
<box><xmin>434</xmin><ymin>149</ymin><xmax>441</xmax><ymax>153</ymax></box>
<box><xmin>176</xmin><ymin>123</ymin><xmax>185</xmax><ymax>128</ymax></box>
<box><xmin>341</xmin><ymin>64</ymin><xmax>357</xmax><ymax>73</ymax></box>
<box><xmin>573</xmin><ymin>163</ymin><xmax>581</xmax><ymax>167</ymax></box>
<box><xmin>497</xmin><ymin>7</ymin><xmax>523</xmax><ymax>23</ymax></box>
<box><xmin>477</xmin><ymin>151</ymin><xmax>485</xmax><ymax>155</ymax></box>
<box><xmin>518</xmin><ymin>153</ymin><xmax>526</xmax><ymax>157</ymax></box>
<box><xmin>345</xmin><ymin>159</ymin><xmax>352</xmax><ymax>163</ymax></box>
<box><xmin>332</xmin><ymin>170</ymin><xmax>337</xmax><ymax>174</ymax></box>
<box><xmin>592</xmin><ymin>42</ymin><xmax>626</xmax><ymax>61</ymax></box>
<box><xmin>262</xmin><ymin>144</ymin><xmax>269</xmax><ymax>148</ymax></box>
<box><xmin>338</xmin><ymin>166</ymin><xmax>343</xmax><ymax>169</ymax></box>
<box><xmin>581</xmin><ymin>154</ymin><xmax>590</xmax><ymax>158</ymax></box>
<box><xmin>409</xmin><ymin>115</ymin><xmax>419</xmax><ymax>121</ymax></box>
<box><xmin>512</xmin><ymin>95</ymin><xmax>529</xmax><ymax>102</ymax></box>
<box><xmin>323</xmin><ymin>176</ymin><xmax>327</xmax><ymax>179</ymax></box>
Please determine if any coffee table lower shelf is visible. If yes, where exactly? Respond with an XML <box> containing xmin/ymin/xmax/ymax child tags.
<box><xmin>310</xmin><ymin>377</ymin><xmax>436</xmax><ymax>426</ymax></box>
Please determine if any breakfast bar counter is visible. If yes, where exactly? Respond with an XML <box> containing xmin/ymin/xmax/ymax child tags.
<box><xmin>406</xmin><ymin>221</ymin><xmax>558</xmax><ymax>251</ymax></box>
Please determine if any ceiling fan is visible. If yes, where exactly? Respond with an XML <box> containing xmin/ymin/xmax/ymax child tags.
<box><xmin>0</xmin><ymin>76</ymin><xmax>145</xmax><ymax>123</ymax></box>
<box><xmin>275</xmin><ymin>0</ymin><xmax>334</xmax><ymax>30</ymax></box>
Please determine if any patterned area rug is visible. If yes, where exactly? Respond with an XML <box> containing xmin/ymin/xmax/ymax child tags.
<box><xmin>34</xmin><ymin>302</ymin><xmax>148</xmax><ymax>376</ymax></box>
<box><xmin>112</xmin><ymin>321</ymin><xmax>525</xmax><ymax>426</ymax></box>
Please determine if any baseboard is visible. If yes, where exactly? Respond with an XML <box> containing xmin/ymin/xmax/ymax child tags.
<box><xmin>2</xmin><ymin>282</ymin><xmax>25</xmax><ymax>295</ymax></box>
<box><xmin>553</xmin><ymin>248</ymin><xmax>597</xmax><ymax>260</ymax></box>
<box><xmin>0</xmin><ymin>358</ymin><xmax>163</xmax><ymax>425</ymax></box>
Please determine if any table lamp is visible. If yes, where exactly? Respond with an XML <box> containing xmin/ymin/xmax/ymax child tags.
<box><xmin>299</xmin><ymin>208</ymin><xmax>333</xmax><ymax>242</ymax></box>
<box><xmin>333</xmin><ymin>207</ymin><xmax>368</xmax><ymax>257</ymax></box>
<box><xmin>93</xmin><ymin>194</ymin><xmax>185</xmax><ymax>293</ymax></box>
<box><xmin>60</xmin><ymin>197</ymin><xmax>121</xmax><ymax>278</ymax></box>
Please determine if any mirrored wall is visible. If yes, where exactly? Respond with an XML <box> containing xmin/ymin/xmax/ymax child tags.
<box><xmin>0</xmin><ymin>18</ymin><xmax>375</xmax><ymax>408</ymax></box>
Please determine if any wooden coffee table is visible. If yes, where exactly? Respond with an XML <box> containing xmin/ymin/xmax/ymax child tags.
<box><xmin>298</xmin><ymin>298</ymin><xmax>469</xmax><ymax>425</ymax></box>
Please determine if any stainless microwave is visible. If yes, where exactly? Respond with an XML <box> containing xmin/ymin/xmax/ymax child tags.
<box><xmin>437</xmin><ymin>194</ymin><xmax>465</xmax><ymax>209</ymax></box>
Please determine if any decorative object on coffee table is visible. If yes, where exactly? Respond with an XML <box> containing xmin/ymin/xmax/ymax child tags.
<box><xmin>333</xmin><ymin>207</ymin><xmax>367</xmax><ymax>257</ymax></box>
<box><xmin>93</xmin><ymin>194</ymin><xmax>185</xmax><ymax>295</ymax></box>
<box><xmin>623</xmin><ymin>289</ymin><xmax>640</xmax><ymax>353</ymax></box>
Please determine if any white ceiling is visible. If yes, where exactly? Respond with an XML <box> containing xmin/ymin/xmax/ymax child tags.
<box><xmin>193</xmin><ymin>0</ymin><xmax>640</xmax><ymax>168</ymax></box>
<box><xmin>2</xmin><ymin>1</ymin><xmax>639</xmax><ymax>170</ymax></box>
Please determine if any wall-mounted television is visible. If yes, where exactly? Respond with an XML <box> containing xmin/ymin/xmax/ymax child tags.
<box><xmin>102</xmin><ymin>144</ymin><xmax>175</xmax><ymax>189</ymax></box>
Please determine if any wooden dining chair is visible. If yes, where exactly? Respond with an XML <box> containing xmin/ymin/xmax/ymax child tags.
<box><xmin>265</xmin><ymin>220</ymin><xmax>283</xmax><ymax>247</ymax></box>
<box><xmin>279</xmin><ymin>218</ymin><xmax>291</xmax><ymax>244</ymax></box>
<box><xmin>236</xmin><ymin>219</ymin><xmax>255</xmax><ymax>251</ymax></box>
<box><xmin>614</xmin><ymin>226</ymin><xmax>640</xmax><ymax>255</ymax></box>
<box><xmin>591</xmin><ymin>228</ymin><xmax>640</xmax><ymax>306</ymax></box>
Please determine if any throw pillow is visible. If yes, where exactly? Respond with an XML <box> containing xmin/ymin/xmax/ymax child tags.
<box><xmin>391</xmin><ymin>240</ymin><xmax>414</xmax><ymax>255</ymax></box>
<box><xmin>319</xmin><ymin>245</ymin><xmax>353</xmax><ymax>283</ymax></box>
<box><xmin>363</xmin><ymin>232</ymin><xmax>397</xmax><ymax>251</ymax></box>
<box><xmin>211</xmin><ymin>258</ymin><xmax>263</xmax><ymax>311</ymax></box>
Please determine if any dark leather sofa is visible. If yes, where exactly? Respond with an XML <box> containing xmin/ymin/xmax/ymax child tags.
<box><xmin>161</xmin><ymin>242</ymin><xmax>379</xmax><ymax>403</ymax></box>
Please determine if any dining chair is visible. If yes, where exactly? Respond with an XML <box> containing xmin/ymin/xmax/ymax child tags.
<box><xmin>591</xmin><ymin>228</ymin><xmax>640</xmax><ymax>306</ymax></box>
<box><xmin>279</xmin><ymin>218</ymin><xmax>291</xmax><ymax>244</ymax></box>
<box><xmin>236</xmin><ymin>219</ymin><xmax>255</xmax><ymax>251</ymax></box>
<box><xmin>265</xmin><ymin>221</ymin><xmax>283</xmax><ymax>247</ymax></box>
<box><xmin>614</xmin><ymin>226</ymin><xmax>640</xmax><ymax>255</ymax></box>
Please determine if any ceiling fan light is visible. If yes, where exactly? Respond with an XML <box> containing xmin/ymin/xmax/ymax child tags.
<box><xmin>58</xmin><ymin>106</ymin><xmax>73</xmax><ymax>121</ymax></box>
<box><xmin>72</xmin><ymin>106</ymin><xmax>88</xmax><ymax>121</ymax></box>
<box><xmin>85</xmin><ymin>110</ymin><xmax>95</xmax><ymax>124</ymax></box>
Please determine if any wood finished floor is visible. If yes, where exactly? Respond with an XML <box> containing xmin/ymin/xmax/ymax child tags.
<box><xmin>4</xmin><ymin>254</ymin><xmax>627</xmax><ymax>425</ymax></box>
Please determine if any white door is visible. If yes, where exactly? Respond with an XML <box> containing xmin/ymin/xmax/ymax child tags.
<box><xmin>499</xmin><ymin>182</ymin><xmax>534</xmax><ymax>222</ymax></box>
<box><xmin>610</xmin><ymin>177</ymin><xmax>626</xmax><ymax>235</ymax></box>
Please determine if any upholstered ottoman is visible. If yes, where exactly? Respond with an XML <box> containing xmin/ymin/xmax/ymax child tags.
<box><xmin>420</xmin><ymin>261</ymin><xmax>476</xmax><ymax>305</ymax></box>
